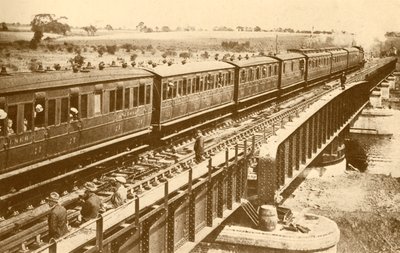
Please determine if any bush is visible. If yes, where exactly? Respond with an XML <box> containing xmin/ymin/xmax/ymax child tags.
<box><xmin>179</xmin><ymin>52</ymin><xmax>191</xmax><ymax>58</ymax></box>
<box><xmin>130</xmin><ymin>53</ymin><xmax>138</xmax><ymax>61</ymax></box>
<box><xmin>47</xmin><ymin>44</ymin><xmax>56</xmax><ymax>52</ymax></box>
<box><xmin>106</xmin><ymin>45</ymin><xmax>117</xmax><ymax>55</ymax></box>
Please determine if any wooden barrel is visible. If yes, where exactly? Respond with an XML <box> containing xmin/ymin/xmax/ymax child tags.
<box><xmin>259</xmin><ymin>205</ymin><xmax>278</xmax><ymax>232</ymax></box>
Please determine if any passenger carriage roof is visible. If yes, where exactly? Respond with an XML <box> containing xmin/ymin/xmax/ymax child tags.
<box><xmin>321</xmin><ymin>47</ymin><xmax>348</xmax><ymax>55</ymax></box>
<box><xmin>303</xmin><ymin>52</ymin><xmax>331</xmax><ymax>58</ymax></box>
<box><xmin>227</xmin><ymin>56</ymin><xmax>278</xmax><ymax>67</ymax></box>
<box><xmin>273</xmin><ymin>53</ymin><xmax>305</xmax><ymax>61</ymax></box>
<box><xmin>343</xmin><ymin>47</ymin><xmax>360</xmax><ymax>53</ymax></box>
<box><xmin>146</xmin><ymin>61</ymin><xmax>234</xmax><ymax>78</ymax></box>
<box><xmin>0</xmin><ymin>67</ymin><xmax>152</xmax><ymax>94</ymax></box>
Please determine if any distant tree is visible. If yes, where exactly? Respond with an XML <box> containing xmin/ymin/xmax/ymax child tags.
<box><xmin>155</xmin><ymin>26</ymin><xmax>159</xmax><ymax>32</ymax></box>
<box><xmin>254</xmin><ymin>26</ymin><xmax>261</xmax><ymax>32</ymax></box>
<box><xmin>236</xmin><ymin>26</ymin><xmax>244</xmax><ymax>32</ymax></box>
<box><xmin>82</xmin><ymin>25</ymin><xmax>97</xmax><ymax>36</ymax></box>
<box><xmin>161</xmin><ymin>26</ymin><xmax>171</xmax><ymax>32</ymax></box>
<box><xmin>30</xmin><ymin>14</ymin><xmax>70</xmax><ymax>48</ymax></box>
<box><xmin>136</xmin><ymin>21</ymin><xmax>144</xmax><ymax>31</ymax></box>
<box><xmin>1</xmin><ymin>22</ymin><xmax>8</xmax><ymax>31</ymax></box>
<box><xmin>143</xmin><ymin>27</ymin><xmax>153</xmax><ymax>33</ymax></box>
<box><xmin>105</xmin><ymin>24</ymin><xmax>113</xmax><ymax>30</ymax></box>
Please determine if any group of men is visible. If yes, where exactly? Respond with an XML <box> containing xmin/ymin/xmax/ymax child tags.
<box><xmin>46</xmin><ymin>129</ymin><xmax>205</xmax><ymax>241</ymax></box>
<box><xmin>46</xmin><ymin>176</ymin><xmax>128</xmax><ymax>240</ymax></box>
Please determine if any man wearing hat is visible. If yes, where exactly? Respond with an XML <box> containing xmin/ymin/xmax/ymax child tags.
<box><xmin>194</xmin><ymin>130</ymin><xmax>204</xmax><ymax>163</ymax></box>
<box><xmin>111</xmin><ymin>176</ymin><xmax>127</xmax><ymax>208</ymax></box>
<box><xmin>47</xmin><ymin>192</ymin><xmax>69</xmax><ymax>239</ymax></box>
<box><xmin>79</xmin><ymin>182</ymin><xmax>102</xmax><ymax>223</ymax></box>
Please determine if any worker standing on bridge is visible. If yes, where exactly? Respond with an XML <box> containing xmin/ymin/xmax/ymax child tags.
<box><xmin>111</xmin><ymin>176</ymin><xmax>127</xmax><ymax>207</ymax></box>
<box><xmin>340</xmin><ymin>72</ymin><xmax>346</xmax><ymax>90</ymax></box>
<box><xmin>194</xmin><ymin>130</ymin><xmax>204</xmax><ymax>163</ymax></box>
<box><xmin>47</xmin><ymin>192</ymin><xmax>69</xmax><ymax>240</ymax></box>
<box><xmin>78</xmin><ymin>182</ymin><xmax>102</xmax><ymax>223</ymax></box>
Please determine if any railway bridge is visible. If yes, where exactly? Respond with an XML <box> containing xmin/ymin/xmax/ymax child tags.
<box><xmin>29</xmin><ymin>58</ymin><xmax>396</xmax><ymax>253</ymax></box>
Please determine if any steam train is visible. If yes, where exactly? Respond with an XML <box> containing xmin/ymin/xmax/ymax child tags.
<box><xmin>0</xmin><ymin>47</ymin><xmax>364</xmax><ymax>175</ymax></box>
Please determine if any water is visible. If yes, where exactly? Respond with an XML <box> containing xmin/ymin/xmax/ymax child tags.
<box><xmin>348</xmin><ymin>110</ymin><xmax>400</xmax><ymax>177</ymax></box>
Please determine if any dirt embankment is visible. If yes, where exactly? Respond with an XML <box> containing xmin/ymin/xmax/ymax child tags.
<box><xmin>284</xmin><ymin>171</ymin><xmax>400</xmax><ymax>253</ymax></box>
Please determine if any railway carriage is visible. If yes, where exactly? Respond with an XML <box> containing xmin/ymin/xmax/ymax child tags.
<box><xmin>0</xmin><ymin>68</ymin><xmax>153</xmax><ymax>173</ymax></box>
<box><xmin>344</xmin><ymin>47</ymin><xmax>362</xmax><ymax>70</ymax></box>
<box><xmin>324</xmin><ymin>47</ymin><xmax>349</xmax><ymax>74</ymax></box>
<box><xmin>272</xmin><ymin>53</ymin><xmax>306</xmax><ymax>95</ymax></box>
<box><xmin>228</xmin><ymin>57</ymin><xmax>279</xmax><ymax>111</ymax></box>
<box><xmin>147</xmin><ymin>61</ymin><xmax>235</xmax><ymax>140</ymax></box>
<box><xmin>288</xmin><ymin>49</ymin><xmax>332</xmax><ymax>83</ymax></box>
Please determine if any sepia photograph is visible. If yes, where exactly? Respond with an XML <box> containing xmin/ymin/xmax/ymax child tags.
<box><xmin>0</xmin><ymin>0</ymin><xmax>399</xmax><ymax>252</ymax></box>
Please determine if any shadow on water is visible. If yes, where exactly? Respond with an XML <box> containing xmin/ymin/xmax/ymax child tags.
<box><xmin>345</xmin><ymin>138</ymin><xmax>368</xmax><ymax>172</ymax></box>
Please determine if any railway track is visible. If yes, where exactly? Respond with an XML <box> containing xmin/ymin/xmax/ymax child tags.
<box><xmin>0</xmin><ymin>59</ymin><xmax>391</xmax><ymax>252</ymax></box>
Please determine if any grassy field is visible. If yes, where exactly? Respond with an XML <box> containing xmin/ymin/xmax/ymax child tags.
<box><xmin>0</xmin><ymin>29</ymin><xmax>351</xmax><ymax>73</ymax></box>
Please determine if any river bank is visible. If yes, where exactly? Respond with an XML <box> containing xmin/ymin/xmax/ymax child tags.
<box><xmin>283</xmin><ymin>171</ymin><xmax>400</xmax><ymax>253</ymax></box>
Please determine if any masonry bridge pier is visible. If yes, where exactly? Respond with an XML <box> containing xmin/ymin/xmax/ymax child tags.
<box><xmin>33</xmin><ymin>58</ymin><xmax>396</xmax><ymax>253</ymax></box>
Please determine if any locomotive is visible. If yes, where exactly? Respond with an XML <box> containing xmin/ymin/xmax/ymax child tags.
<box><xmin>0</xmin><ymin>47</ymin><xmax>364</xmax><ymax>176</ymax></box>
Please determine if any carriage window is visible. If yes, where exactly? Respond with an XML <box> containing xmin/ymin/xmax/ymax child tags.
<box><xmin>249</xmin><ymin>69</ymin><xmax>253</xmax><ymax>81</ymax></box>
<box><xmin>162</xmin><ymin>83</ymin><xmax>168</xmax><ymax>100</ymax></box>
<box><xmin>116</xmin><ymin>88</ymin><xmax>123</xmax><ymax>111</ymax></box>
<box><xmin>274</xmin><ymin>65</ymin><xmax>278</xmax><ymax>75</ymax></box>
<box><xmin>109</xmin><ymin>90</ymin><xmax>116</xmax><ymax>112</ymax></box>
<box><xmin>196</xmin><ymin>77</ymin><xmax>200</xmax><ymax>92</ymax></box>
<box><xmin>47</xmin><ymin>99</ymin><xmax>56</xmax><ymax>125</ymax></box>
<box><xmin>94</xmin><ymin>92</ymin><xmax>102</xmax><ymax>115</ymax></box>
<box><xmin>187</xmin><ymin>79</ymin><xmax>192</xmax><ymax>94</ymax></box>
<box><xmin>227</xmin><ymin>72</ymin><xmax>231</xmax><ymax>85</ymax></box>
<box><xmin>7</xmin><ymin>105</ymin><xmax>17</xmax><ymax>135</ymax></box>
<box><xmin>178</xmin><ymin>80</ymin><xmax>183</xmax><ymax>96</ymax></box>
<box><xmin>48</xmin><ymin>99</ymin><xmax>56</xmax><ymax>126</ymax></box>
<box><xmin>34</xmin><ymin>99</ymin><xmax>45</xmax><ymax>128</ymax></box>
<box><xmin>241</xmin><ymin>70</ymin><xmax>246</xmax><ymax>83</ymax></box>
<box><xmin>283</xmin><ymin>63</ymin><xmax>286</xmax><ymax>74</ymax></box>
<box><xmin>145</xmin><ymin>85</ymin><xmax>151</xmax><ymax>104</ymax></box>
<box><xmin>183</xmin><ymin>79</ymin><xmax>187</xmax><ymax>95</ymax></box>
<box><xmin>299</xmin><ymin>60</ymin><xmax>304</xmax><ymax>70</ymax></box>
<box><xmin>81</xmin><ymin>95</ymin><xmax>88</xmax><ymax>119</ymax></box>
<box><xmin>200</xmin><ymin>77</ymin><xmax>204</xmax><ymax>92</ymax></box>
<box><xmin>268</xmin><ymin>66</ymin><xmax>272</xmax><ymax>77</ymax></box>
<box><xmin>133</xmin><ymin>87</ymin><xmax>139</xmax><ymax>106</ymax></box>
<box><xmin>125</xmin><ymin>88</ymin><xmax>130</xmax><ymax>109</ymax></box>
<box><xmin>70</xmin><ymin>94</ymin><xmax>79</xmax><ymax>120</ymax></box>
<box><xmin>256</xmin><ymin>68</ymin><xmax>260</xmax><ymax>79</ymax></box>
<box><xmin>291</xmin><ymin>61</ymin><xmax>294</xmax><ymax>72</ymax></box>
<box><xmin>262</xmin><ymin>66</ymin><xmax>267</xmax><ymax>77</ymax></box>
<box><xmin>61</xmin><ymin>98</ymin><xmax>68</xmax><ymax>123</ymax></box>
<box><xmin>139</xmin><ymin>83</ymin><xmax>145</xmax><ymax>105</ymax></box>
<box><xmin>173</xmin><ymin>81</ymin><xmax>177</xmax><ymax>97</ymax></box>
<box><xmin>191</xmin><ymin>78</ymin><xmax>196</xmax><ymax>93</ymax></box>
<box><xmin>24</xmin><ymin>103</ymin><xmax>33</xmax><ymax>131</ymax></box>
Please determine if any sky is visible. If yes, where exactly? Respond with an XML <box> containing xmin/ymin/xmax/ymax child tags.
<box><xmin>1</xmin><ymin>0</ymin><xmax>399</xmax><ymax>33</ymax></box>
